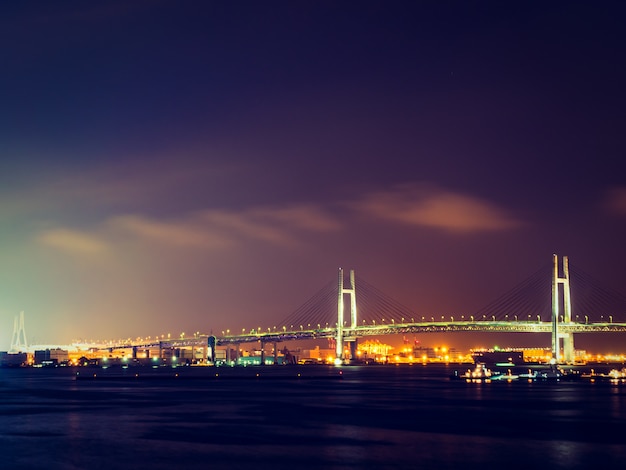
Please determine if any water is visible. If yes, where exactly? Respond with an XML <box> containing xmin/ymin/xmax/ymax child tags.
<box><xmin>1</xmin><ymin>364</ymin><xmax>625</xmax><ymax>469</ymax></box>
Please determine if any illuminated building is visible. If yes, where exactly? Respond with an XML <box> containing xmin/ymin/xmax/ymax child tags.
<box><xmin>34</xmin><ymin>348</ymin><xmax>70</xmax><ymax>366</ymax></box>
<box><xmin>358</xmin><ymin>339</ymin><xmax>394</xmax><ymax>362</ymax></box>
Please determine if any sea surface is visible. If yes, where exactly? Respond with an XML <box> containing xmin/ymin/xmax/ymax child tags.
<box><xmin>1</xmin><ymin>363</ymin><xmax>625</xmax><ymax>469</ymax></box>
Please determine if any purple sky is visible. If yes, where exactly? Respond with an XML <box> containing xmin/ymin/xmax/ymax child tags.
<box><xmin>1</xmin><ymin>1</ymin><xmax>626</xmax><ymax>353</ymax></box>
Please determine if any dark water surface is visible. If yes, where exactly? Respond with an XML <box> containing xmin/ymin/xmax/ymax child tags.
<box><xmin>1</xmin><ymin>364</ymin><xmax>625</xmax><ymax>469</ymax></box>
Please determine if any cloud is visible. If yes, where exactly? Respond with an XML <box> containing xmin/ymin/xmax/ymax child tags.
<box><xmin>200</xmin><ymin>205</ymin><xmax>342</xmax><ymax>246</ymax></box>
<box><xmin>34</xmin><ymin>199</ymin><xmax>343</xmax><ymax>261</ymax></box>
<box><xmin>0</xmin><ymin>157</ymin><xmax>241</xmax><ymax>222</ymax></box>
<box><xmin>37</xmin><ymin>228</ymin><xmax>109</xmax><ymax>255</ymax></box>
<box><xmin>201</xmin><ymin>210</ymin><xmax>297</xmax><ymax>246</ymax></box>
<box><xmin>604</xmin><ymin>187</ymin><xmax>626</xmax><ymax>216</ymax></box>
<box><xmin>35</xmin><ymin>184</ymin><xmax>520</xmax><ymax>260</ymax></box>
<box><xmin>109</xmin><ymin>215</ymin><xmax>234</xmax><ymax>249</ymax></box>
<box><xmin>351</xmin><ymin>184</ymin><xmax>523</xmax><ymax>233</ymax></box>
<box><xmin>107</xmin><ymin>204</ymin><xmax>342</xmax><ymax>250</ymax></box>
<box><xmin>251</xmin><ymin>205</ymin><xmax>342</xmax><ymax>232</ymax></box>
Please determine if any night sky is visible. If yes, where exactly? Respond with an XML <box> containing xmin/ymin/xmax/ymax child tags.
<box><xmin>1</xmin><ymin>1</ymin><xmax>625</xmax><ymax>353</ymax></box>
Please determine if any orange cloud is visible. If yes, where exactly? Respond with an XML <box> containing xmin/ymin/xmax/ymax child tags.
<box><xmin>37</xmin><ymin>228</ymin><xmax>109</xmax><ymax>255</ymax></box>
<box><xmin>352</xmin><ymin>184</ymin><xmax>523</xmax><ymax>233</ymax></box>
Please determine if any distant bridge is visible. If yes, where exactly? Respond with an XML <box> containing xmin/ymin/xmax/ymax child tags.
<box><xmin>100</xmin><ymin>255</ymin><xmax>626</xmax><ymax>364</ymax></box>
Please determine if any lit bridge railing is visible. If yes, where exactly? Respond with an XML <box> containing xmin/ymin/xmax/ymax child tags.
<box><xmin>97</xmin><ymin>321</ymin><xmax>626</xmax><ymax>351</ymax></box>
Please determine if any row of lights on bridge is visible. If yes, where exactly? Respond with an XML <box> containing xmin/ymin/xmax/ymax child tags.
<box><xmin>221</xmin><ymin>314</ymin><xmax>617</xmax><ymax>336</ymax></box>
<box><xmin>107</xmin><ymin>314</ymin><xmax>617</xmax><ymax>345</ymax></box>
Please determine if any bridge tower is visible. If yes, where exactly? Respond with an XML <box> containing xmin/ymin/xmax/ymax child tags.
<box><xmin>552</xmin><ymin>254</ymin><xmax>574</xmax><ymax>363</ymax></box>
<box><xmin>336</xmin><ymin>268</ymin><xmax>357</xmax><ymax>362</ymax></box>
<box><xmin>10</xmin><ymin>311</ymin><xmax>28</xmax><ymax>353</ymax></box>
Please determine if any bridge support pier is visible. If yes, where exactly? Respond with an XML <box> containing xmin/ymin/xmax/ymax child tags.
<box><xmin>207</xmin><ymin>336</ymin><xmax>216</xmax><ymax>363</ymax></box>
<box><xmin>349</xmin><ymin>339</ymin><xmax>358</xmax><ymax>363</ymax></box>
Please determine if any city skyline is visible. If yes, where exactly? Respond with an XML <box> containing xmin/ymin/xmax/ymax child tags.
<box><xmin>1</xmin><ymin>1</ymin><xmax>626</xmax><ymax>352</ymax></box>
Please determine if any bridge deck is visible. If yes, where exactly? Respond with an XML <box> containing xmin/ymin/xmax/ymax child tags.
<box><xmin>98</xmin><ymin>321</ymin><xmax>626</xmax><ymax>350</ymax></box>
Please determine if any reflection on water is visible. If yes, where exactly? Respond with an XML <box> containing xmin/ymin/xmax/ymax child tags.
<box><xmin>1</xmin><ymin>365</ymin><xmax>626</xmax><ymax>469</ymax></box>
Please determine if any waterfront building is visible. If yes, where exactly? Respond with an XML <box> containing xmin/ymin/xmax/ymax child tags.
<box><xmin>34</xmin><ymin>348</ymin><xmax>70</xmax><ymax>366</ymax></box>
<box><xmin>0</xmin><ymin>351</ymin><xmax>30</xmax><ymax>367</ymax></box>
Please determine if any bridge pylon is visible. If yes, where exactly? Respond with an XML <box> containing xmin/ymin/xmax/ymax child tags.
<box><xmin>552</xmin><ymin>254</ymin><xmax>575</xmax><ymax>363</ymax></box>
<box><xmin>10</xmin><ymin>311</ymin><xmax>28</xmax><ymax>353</ymax></box>
<box><xmin>336</xmin><ymin>268</ymin><xmax>357</xmax><ymax>362</ymax></box>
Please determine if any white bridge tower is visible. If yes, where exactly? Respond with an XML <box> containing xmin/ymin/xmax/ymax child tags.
<box><xmin>10</xmin><ymin>311</ymin><xmax>28</xmax><ymax>353</ymax></box>
<box><xmin>336</xmin><ymin>268</ymin><xmax>357</xmax><ymax>362</ymax></box>
<box><xmin>552</xmin><ymin>254</ymin><xmax>575</xmax><ymax>363</ymax></box>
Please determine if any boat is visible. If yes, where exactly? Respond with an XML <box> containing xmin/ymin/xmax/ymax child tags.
<box><xmin>582</xmin><ymin>368</ymin><xmax>626</xmax><ymax>383</ymax></box>
<box><xmin>536</xmin><ymin>369</ymin><xmax>561</xmax><ymax>380</ymax></box>
<box><xmin>608</xmin><ymin>368</ymin><xmax>626</xmax><ymax>381</ymax></box>
<box><xmin>490</xmin><ymin>369</ymin><xmax>519</xmax><ymax>381</ymax></box>
<box><xmin>519</xmin><ymin>369</ymin><xmax>538</xmax><ymax>380</ymax></box>
<box><xmin>457</xmin><ymin>362</ymin><xmax>503</xmax><ymax>382</ymax></box>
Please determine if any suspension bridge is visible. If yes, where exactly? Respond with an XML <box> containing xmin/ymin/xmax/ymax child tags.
<box><xmin>97</xmin><ymin>255</ymin><xmax>626</xmax><ymax>364</ymax></box>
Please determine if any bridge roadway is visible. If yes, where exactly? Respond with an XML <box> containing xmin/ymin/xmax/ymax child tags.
<box><xmin>100</xmin><ymin>321</ymin><xmax>626</xmax><ymax>351</ymax></box>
